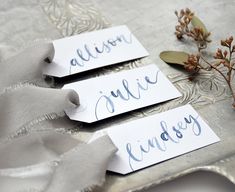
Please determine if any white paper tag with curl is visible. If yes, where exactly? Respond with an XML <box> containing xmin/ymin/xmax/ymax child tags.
<box><xmin>43</xmin><ymin>25</ymin><xmax>149</xmax><ymax>77</ymax></box>
<box><xmin>62</xmin><ymin>64</ymin><xmax>181</xmax><ymax>123</ymax></box>
<box><xmin>91</xmin><ymin>105</ymin><xmax>220</xmax><ymax>174</ymax></box>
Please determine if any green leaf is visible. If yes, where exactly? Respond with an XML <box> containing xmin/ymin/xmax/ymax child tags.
<box><xmin>191</xmin><ymin>15</ymin><xmax>208</xmax><ymax>35</ymax></box>
<box><xmin>159</xmin><ymin>51</ymin><xmax>189</xmax><ymax>66</ymax></box>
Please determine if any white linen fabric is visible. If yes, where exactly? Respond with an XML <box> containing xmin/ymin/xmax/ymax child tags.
<box><xmin>0</xmin><ymin>42</ymin><xmax>117</xmax><ymax>192</ymax></box>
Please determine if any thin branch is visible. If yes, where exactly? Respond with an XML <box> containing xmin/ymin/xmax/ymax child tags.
<box><xmin>200</xmin><ymin>56</ymin><xmax>235</xmax><ymax>101</ymax></box>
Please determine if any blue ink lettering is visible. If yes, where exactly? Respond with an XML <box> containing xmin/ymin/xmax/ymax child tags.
<box><xmin>69</xmin><ymin>33</ymin><xmax>132</xmax><ymax>74</ymax></box>
<box><xmin>184</xmin><ymin>115</ymin><xmax>201</xmax><ymax>135</ymax></box>
<box><xmin>94</xmin><ymin>71</ymin><xmax>159</xmax><ymax>120</ymax></box>
<box><xmin>126</xmin><ymin>114</ymin><xmax>202</xmax><ymax>171</ymax></box>
<box><xmin>160</xmin><ymin>121</ymin><xmax>179</xmax><ymax>143</ymax></box>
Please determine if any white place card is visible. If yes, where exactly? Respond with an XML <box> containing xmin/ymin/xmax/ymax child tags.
<box><xmin>91</xmin><ymin>105</ymin><xmax>220</xmax><ymax>174</ymax></box>
<box><xmin>63</xmin><ymin>64</ymin><xmax>181</xmax><ymax>123</ymax></box>
<box><xmin>43</xmin><ymin>25</ymin><xmax>149</xmax><ymax>77</ymax></box>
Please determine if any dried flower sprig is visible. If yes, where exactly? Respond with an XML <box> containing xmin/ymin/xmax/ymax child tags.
<box><xmin>174</xmin><ymin>8</ymin><xmax>194</xmax><ymax>39</ymax></box>
<box><xmin>184</xmin><ymin>54</ymin><xmax>200</xmax><ymax>72</ymax></box>
<box><xmin>160</xmin><ymin>8</ymin><xmax>235</xmax><ymax>108</ymax></box>
<box><xmin>175</xmin><ymin>8</ymin><xmax>211</xmax><ymax>50</ymax></box>
<box><xmin>183</xmin><ymin>38</ymin><xmax>235</xmax><ymax>107</ymax></box>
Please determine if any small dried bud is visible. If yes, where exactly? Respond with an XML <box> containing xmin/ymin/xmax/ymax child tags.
<box><xmin>185</xmin><ymin>8</ymin><xmax>191</xmax><ymax>14</ymax></box>
<box><xmin>179</xmin><ymin>20</ymin><xmax>184</xmax><ymax>26</ymax></box>
<box><xmin>229</xmin><ymin>36</ymin><xmax>233</xmax><ymax>42</ymax></box>
<box><xmin>220</xmin><ymin>60</ymin><xmax>226</xmax><ymax>64</ymax></box>
<box><xmin>224</xmin><ymin>36</ymin><xmax>233</xmax><ymax>46</ymax></box>
<box><xmin>175</xmin><ymin>25</ymin><xmax>181</xmax><ymax>32</ymax></box>
<box><xmin>175</xmin><ymin>32</ymin><xmax>183</xmax><ymax>39</ymax></box>
<box><xmin>189</xmin><ymin>27</ymin><xmax>208</xmax><ymax>43</ymax></box>
<box><xmin>223</xmin><ymin>50</ymin><xmax>228</xmax><ymax>58</ymax></box>
<box><xmin>184</xmin><ymin>65</ymin><xmax>194</xmax><ymax>72</ymax></box>
<box><xmin>232</xmin><ymin>45</ymin><xmax>235</xmax><ymax>52</ymax></box>
<box><xmin>221</xmin><ymin>40</ymin><xmax>227</xmax><ymax>46</ymax></box>
<box><xmin>181</xmin><ymin>22</ymin><xmax>186</xmax><ymax>27</ymax></box>
<box><xmin>218</xmin><ymin>48</ymin><xmax>222</xmax><ymax>54</ymax></box>
<box><xmin>183</xmin><ymin>16</ymin><xmax>188</xmax><ymax>23</ymax></box>
<box><xmin>180</xmin><ymin>9</ymin><xmax>185</xmax><ymax>18</ymax></box>
<box><xmin>207</xmin><ymin>32</ymin><xmax>211</xmax><ymax>37</ymax></box>
<box><xmin>184</xmin><ymin>54</ymin><xmax>200</xmax><ymax>73</ymax></box>
<box><xmin>214</xmin><ymin>48</ymin><xmax>223</xmax><ymax>59</ymax></box>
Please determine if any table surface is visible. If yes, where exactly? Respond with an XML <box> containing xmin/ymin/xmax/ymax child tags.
<box><xmin>93</xmin><ymin>0</ymin><xmax>235</xmax><ymax>191</ymax></box>
<box><xmin>144</xmin><ymin>171</ymin><xmax>234</xmax><ymax>192</ymax></box>
<box><xmin>1</xmin><ymin>0</ymin><xmax>235</xmax><ymax>191</ymax></box>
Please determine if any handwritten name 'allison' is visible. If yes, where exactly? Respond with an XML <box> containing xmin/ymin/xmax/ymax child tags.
<box><xmin>69</xmin><ymin>33</ymin><xmax>132</xmax><ymax>74</ymax></box>
<box><xmin>126</xmin><ymin>114</ymin><xmax>201</xmax><ymax>171</ymax></box>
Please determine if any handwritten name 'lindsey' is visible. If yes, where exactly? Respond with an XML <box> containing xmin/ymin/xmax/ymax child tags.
<box><xmin>126</xmin><ymin>114</ymin><xmax>201</xmax><ymax>171</ymax></box>
<box><xmin>69</xmin><ymin>33</ymin><xmax>132</xmax><ymax>74</ymax></box>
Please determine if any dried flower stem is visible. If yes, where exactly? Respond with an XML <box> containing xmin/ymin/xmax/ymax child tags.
<box><xmin>201</xmin><ymin>56</ymin><xmax>233</xmax><ymax>94</ymax></box>
<box><xmin>175</xmin><ymin>8</ymin><xmax>235</xmax><ymax>107</ymax></box>
<box><xmin>199</xmin><ymin>40</ymin><xmax>235</xmax><ymax>107</ymax></box>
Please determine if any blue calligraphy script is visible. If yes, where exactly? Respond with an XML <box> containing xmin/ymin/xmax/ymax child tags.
<box><xmin>69</xmin><ymin>33</ymin><xmax>133</xmax><ymax>74</ymax></box>
<box><xmin>126</xmin><ymin>114</ymin><xmax>201</xmax><ymax>171</ymax></box>
<box><xmin>94</xmin><ymin>71</ymin><xmax>159</xmax><ymax>120</ymax></box>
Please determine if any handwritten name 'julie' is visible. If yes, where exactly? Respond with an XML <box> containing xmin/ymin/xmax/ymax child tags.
<box><xmin>69</xmin><ymin>33</ymin><xmax>132</xmax><ymax>74</ymax></box>
<box><xmin>126</xmin><ymin>114</ymin><xmax>201</xmax><ymax>171</ymax></box>
<box><xmin>94</xmin><ymin>71</ymin><xmax>159</xmax><ymax>120</ymax></box>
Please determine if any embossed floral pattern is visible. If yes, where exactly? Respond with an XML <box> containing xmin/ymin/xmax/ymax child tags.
<box><xmin>39</xmin><ymin>0</ymin><xmax>110</xmax><ymax>36</ymax></box>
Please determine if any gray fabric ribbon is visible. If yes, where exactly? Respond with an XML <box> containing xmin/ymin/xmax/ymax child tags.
<box><xmin>0</xmin><ymin>42</ymin><xmax>117</xmax><ymax>192</ymax></box>
<box><xmin>0</xmin><ymin>43</ymin><xmax>54</xmax><ymax>89</ymax></box>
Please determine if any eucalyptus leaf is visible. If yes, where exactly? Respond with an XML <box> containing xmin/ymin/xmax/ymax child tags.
<box><xmin>159</xmin><ymin>51</ymin><xmax>189</xmax><ymax>66</ymax></box>
<box><xmin>191</xmin><ymin>15</ymin><xmax>208</xmax><ymax>35</ymax></box>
